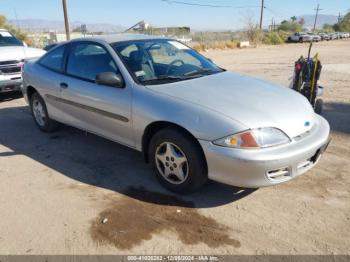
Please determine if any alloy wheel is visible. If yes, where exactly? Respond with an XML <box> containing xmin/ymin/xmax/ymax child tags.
<box><xmin>32</xmin><ymin>98</ymin><xmax>46</xmax><ymax>127</ymax></box>
<box><xmin>155</xmin><ymin>142</ymin><xmax>189</xmax><ymax>185</ymax></box>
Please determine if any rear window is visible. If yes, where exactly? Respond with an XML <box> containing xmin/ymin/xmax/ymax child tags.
<box><xmin>39</xmin><ymin>45</ymin><xmax>65</xmax><ymax>72</ymax></box>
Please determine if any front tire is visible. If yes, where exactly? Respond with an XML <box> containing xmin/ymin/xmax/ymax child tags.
<box><xmin>148</xmin><ymin>128</ymin><xmax>208</xmax><ymax>193</ymax></box>
<box><xmin>30</xmin><ymin>92</ymin><xmax>58</xmax><ymax>132</ymax></box>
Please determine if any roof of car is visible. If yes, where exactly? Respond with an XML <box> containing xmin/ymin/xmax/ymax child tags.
<box><xmin>71</xmin><ymin>33</ymin><xmax>170</xmax><ymax>44</ymax></box>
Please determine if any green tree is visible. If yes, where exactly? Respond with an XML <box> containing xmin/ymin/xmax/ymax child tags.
<box><xmin>72</xmin><ymin>26</ymin><xmax>81</xmax><ymax>32</ymax></box>
<box><xmin>291</xmin><ymin>16</ymin><xmax>297</xmax><ymax>22</ymax></box>
<box><xmin>0</xmin><ymin>15</ymin><xmax>6</xmax><ymax>27</ymax></box>
<box><xmin>323</xmin><ymin>23</ymin><xmax>334</xmax><ymax>33</ymax></box>
<box><xmin>278</xmin><ymin>20</ymin><xmax>302</xmax><ymax>32</ymax></box>
<box><xmin>333</xmin><ymin>11</ymin><xmax>350</xmax><ymax>31</ymax></box>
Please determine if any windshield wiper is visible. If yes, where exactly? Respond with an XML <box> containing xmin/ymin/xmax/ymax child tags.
<box><xmin>184</xmin><ymin>68</ymin><xmax>216</xmax><ymax>77</ymax></box>
<box><xmin>142</xmin><ymin>75</ymin><xmax>184</xmax><ymax>84</ymax></box>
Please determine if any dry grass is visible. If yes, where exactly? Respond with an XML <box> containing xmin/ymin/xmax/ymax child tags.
<box><xmin>193</xmin><ymin>41</ymin><xmax>239</xmax><ymax>52</ymax></box>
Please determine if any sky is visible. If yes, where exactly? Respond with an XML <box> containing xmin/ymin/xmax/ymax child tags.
<box><xmin>0</xmin><ymin>0</ymin><xmax>349</xmax><ymax>30</ymax></box>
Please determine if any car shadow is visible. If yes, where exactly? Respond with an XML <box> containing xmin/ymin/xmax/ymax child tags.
<box><xmin>0</xmin><ymin>91</ymin><xmax>23</xmax><ymax>102</ymax></box>
<box><xmin>0</xmin><ymin>105</ymin><xmax>256</xmax><ymax>208</ymax></box>
<box><xmin>322</xmin><ymin>101</ymin><xmax>350</xmax><ymax>135</ymax></box>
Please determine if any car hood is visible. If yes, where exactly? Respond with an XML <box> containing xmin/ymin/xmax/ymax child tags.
<box><xmin>146</xmin><ymin>71</ymin><xmax>317</xmax><ymax>138</ymax></box>
<box><xmin>0</xmin><ymin>46</ymin><xmax>45</xmax><ymax>62</ymax></box>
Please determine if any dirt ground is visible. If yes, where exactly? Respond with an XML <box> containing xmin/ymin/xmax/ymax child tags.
<box><xmin>0</xmin><ymin>40</ymin><xmax>349</xmax><ymax>255</ymax></box>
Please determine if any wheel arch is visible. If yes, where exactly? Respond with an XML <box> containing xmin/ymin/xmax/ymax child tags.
<box><xmin>26</xmin><ymin>85</ymin><xmax>37</xmax><ymax>102</ymax></box>
<box><xmin>142</xmin><ymin>121</ymin><xmax>207</xmax><ymax>168</ymax></box>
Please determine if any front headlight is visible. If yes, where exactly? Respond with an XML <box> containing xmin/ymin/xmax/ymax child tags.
<box><xmin>213</xmin><ymin>127</ymin><xmax>291</xmax><ymax>149</ymax></box>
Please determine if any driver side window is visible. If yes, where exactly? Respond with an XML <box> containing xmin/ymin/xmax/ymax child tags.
<box><xmin>66</xmin><ymin>42</ymin><xmax>118</xmax><ymax>81</ymax></box>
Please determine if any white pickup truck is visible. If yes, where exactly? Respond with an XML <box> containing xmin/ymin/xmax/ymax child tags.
<box><xmin>287</xmin><ymin>32</ymin><xmax>313</xmax><ymax>43</ymax></box>
<box><xmin>0</xmin><ymin>29</ymin><xmax>45</xmax><ymax>94</ymax></box>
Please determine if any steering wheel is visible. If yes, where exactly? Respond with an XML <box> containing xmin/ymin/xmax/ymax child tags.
<box><xmin>166</xmin><ymin>59</ymin><xmax>185</xmax><ymax>75</ymax></box>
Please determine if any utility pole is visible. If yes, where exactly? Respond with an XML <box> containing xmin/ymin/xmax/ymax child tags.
<box><xmin>338</xmin><ymin>12</ymin><xmax>342</xmax><ymax>23</ymax></box>
<box><xmin>62</xmin><ymin>0</ymin><xmax>70</xmax><ymax>40</ymax></box>
<box><xmin>270</xmin><ymin>18</ymin><xmax>274</xmax><ymax>32</ymax></box>
<box><xmin>313</xmin><ymin>4</ymin><xmax>322</xmax><ymax>31</ymax></box>
<box><xmin>259</xmin><ymin>0</ymin><xmax>265</xmax><ymax>30</ymax></box>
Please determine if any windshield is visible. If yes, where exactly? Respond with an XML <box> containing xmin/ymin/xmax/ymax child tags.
<box><xmin>0</xmin><ymin>31</ymin><xmax>23</xmax><ymax>47</ymax></box>
<box><xmin>111</xmin><ymin>39</ymin><xmax>224</xmax><ymax>85</ymax></box>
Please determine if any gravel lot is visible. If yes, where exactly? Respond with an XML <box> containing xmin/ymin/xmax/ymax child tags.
<box><xmin>0</xmin><ymin>40</ymin><xmax>349</xmax><ymax>255</ymax></box>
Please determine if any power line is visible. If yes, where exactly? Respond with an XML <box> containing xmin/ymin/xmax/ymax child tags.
<box><xmin>161</xmin><ymin>0</ymin><xmax>260</xmax><ymax>9</ymax></box>
<box><xmin>264</xmin><ymin>7</ymin><xmax>287</xmax><ymax>20</ymax></box>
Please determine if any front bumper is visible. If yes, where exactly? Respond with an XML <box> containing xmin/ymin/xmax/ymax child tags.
<box><xmin>199</xmin><ymin>114</ymin><xmax>330</xmax><ymax>188</ymax></box>
<box><xmin>0</xmin><ymin>74</ymin><xmax>22</xmax><ymax>93</ymax></box>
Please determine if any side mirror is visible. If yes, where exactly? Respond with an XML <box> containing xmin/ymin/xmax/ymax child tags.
<box><xmin>95</xmin><ymin>72</ymin><xmax>124</xmax><ymax>88</ymax></box>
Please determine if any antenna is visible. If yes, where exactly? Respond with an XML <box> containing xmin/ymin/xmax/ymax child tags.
<box><xmin>14</xmin><ymin>8</ymin><xmax>20</xmax><ymax>29</ymax></box>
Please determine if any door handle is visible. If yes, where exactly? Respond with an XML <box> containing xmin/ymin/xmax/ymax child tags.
<box><xmin>60</xmin><ymin>82</ymin><xmax>68</xmax><ymax>89</ymax></box>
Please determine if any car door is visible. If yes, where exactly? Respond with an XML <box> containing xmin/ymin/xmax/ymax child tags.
<box><xmin>58</xmin><ymin>41</ymin><xmax>134</xmax><ymax>147</ymax></box>
<box><xmin>35</xmin><ymin>44</ymin><xmax>68</xmax><ymax>123</ymax></box>
<box><xmin>293</xmin><ymin>33</ymin><xmax>299</xmax><ymax>41</ymax></box>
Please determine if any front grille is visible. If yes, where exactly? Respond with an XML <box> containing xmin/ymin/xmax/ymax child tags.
<box><xmin>0</xmin><ymin>66</ymin><xmax>21</xmax><ymax>74</ymax></box>
<box><xmin>0</xmin><ymin>60</ymin><xmax>21</xmax><ymax>75</ymax></box>
<box><xmin>0</xmin><ymin>60</ymin><xmax>19</xmax><ymax>66</ymax></box>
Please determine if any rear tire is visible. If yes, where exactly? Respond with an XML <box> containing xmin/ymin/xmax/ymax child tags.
<box><xmin>30</xmin><ymin>92</ymin><xmax>59</xmax><ymax>132</ymax></box>
<box><xmin>148</xmin><ymin>128</ymin><xmax>208</xmax><ymax>193</ymax></box>
<box><xmin>314</xmin><ymin>99</ymin><xmax>323</xmax><ymax>115</ymax></box>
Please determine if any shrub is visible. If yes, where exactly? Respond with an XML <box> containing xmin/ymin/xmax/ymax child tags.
<box><xmin>225</xmin><ymin>40</ymin><xmax>238</xmax><ymax>49</ymax></box>
<box><xmin>214</xmin><ymin>41</ymin><xmax>226</xmax><ymax>50</ymax></box>
<box><xmin>192</xmin><ymin>45</ymin><xmax>201</xmax><ymax>52</ymax></box>
<box><xmin>193</xmin><ymin>41</ymin><xmax>238</xmax><ymax>51</ymax></box>
<box><xmin>246</xmin><ymin>24</ymin><xmax>262</xmax><ymax>45</ymax></box>
<box><xmin>263</xmin><ymin>32</ymin><xmax>284</xmax><ymax>45</ymax></box>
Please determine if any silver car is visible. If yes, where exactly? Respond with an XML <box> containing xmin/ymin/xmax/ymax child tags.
<box><xmin>22</xmin><ymin>35</ymin><xmax>330</xmax><ymax>192</ymax></box>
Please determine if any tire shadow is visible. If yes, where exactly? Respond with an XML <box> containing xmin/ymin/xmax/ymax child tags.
<box><xmin>322</xmin><ymin>101</ymin><xmax>350</xmax><ymax>135</ymax></box>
